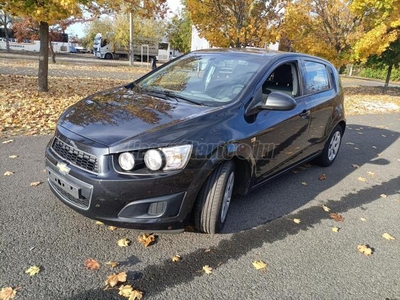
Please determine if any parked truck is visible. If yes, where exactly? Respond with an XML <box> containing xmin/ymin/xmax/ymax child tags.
<box><xmin>93</xmin><ymin>33</ymin><xmax>170</xmax><ymax>61</ymax></box>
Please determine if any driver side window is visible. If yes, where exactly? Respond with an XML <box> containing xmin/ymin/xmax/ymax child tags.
<box><xmin>261</xmin><ymin>63</ymin><xmax>299</xmax><ymax>101</ymax></box>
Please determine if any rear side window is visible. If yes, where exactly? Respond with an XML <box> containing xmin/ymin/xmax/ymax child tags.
<box><xmin>304</xmin><ymin>61</ymin><xmax>330</xmax><ymax>94</ymax></box>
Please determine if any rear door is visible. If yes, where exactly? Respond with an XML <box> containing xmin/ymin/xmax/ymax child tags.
<box><xmin>300</xmin><ymin>60</ymin><xmax>338</xmax><ymax>158</ymax></box>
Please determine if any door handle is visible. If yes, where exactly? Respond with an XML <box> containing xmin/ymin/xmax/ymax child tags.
<box><xmin>299</xmin><ymin>110</ymin><xmax>310</xmax><ymax>119</ymax></box>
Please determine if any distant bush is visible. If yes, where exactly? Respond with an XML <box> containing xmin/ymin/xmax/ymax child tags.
<box><xmin>357</xmin><ymin>66</ymin><xmax>400</xmax><ymax>82</ymax></box>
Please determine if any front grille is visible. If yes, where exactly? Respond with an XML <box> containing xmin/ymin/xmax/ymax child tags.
<box><xmin>50</xmin><ymin>181</ymin><xmax>90</xmax><ymax>209</ymax></box>
<box><xmin>52</xmin><ymin>137</ymin><xmax>99</xmax><ymax>173</ymax></box>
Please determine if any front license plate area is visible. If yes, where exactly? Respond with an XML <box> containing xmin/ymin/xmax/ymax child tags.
<box><xmin>48</xmin><ymin>170</ymin><xmax>80</xmax><ymax>199</ymax></box>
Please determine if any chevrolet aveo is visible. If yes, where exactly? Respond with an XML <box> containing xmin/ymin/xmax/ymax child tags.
<box><xmin>45</xmin><ymin>49</ymin><xmax>345</xmax><ymax>234</ymax></box>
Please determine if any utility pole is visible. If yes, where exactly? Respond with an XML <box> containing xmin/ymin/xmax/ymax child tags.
<box><xmin>129</xmin><ymin>12</ymin><xmax>134</xmax><ymax>66</ymax></box>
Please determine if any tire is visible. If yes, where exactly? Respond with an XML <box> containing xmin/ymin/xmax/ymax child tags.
<box><xmin>315</xmin><ymin>125</ymin><xmax>343</xmax><ymax>167</ymax></box>
<box><xmin>104</xmin><ymin>53</ymin><xmax>113</xmax><ymax>59</ymax></box>
<box><xmin>194</xmin><ymin>161</ymin><xmax>235</xmax><ymax>234</ymax></box>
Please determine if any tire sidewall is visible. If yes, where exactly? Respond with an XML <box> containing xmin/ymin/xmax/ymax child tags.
<box><xmin>319</xmin><ymin>125</ymin><xmax>343</xmax><ymax>167</ymax></box>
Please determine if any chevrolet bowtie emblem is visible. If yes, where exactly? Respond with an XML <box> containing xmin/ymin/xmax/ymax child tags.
<box><xmin>57</xmin><ymin>162</ymin><xmax>70</xmax><ymax>175</ymax></box>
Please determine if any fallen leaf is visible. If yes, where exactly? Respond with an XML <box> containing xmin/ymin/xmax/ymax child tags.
<box><xmin>252</xmin><ymin>260</ymin><xmax>268</xmax><ymax>270</ymax></box>
<box><xmin>3</xmin><ymin>171</ymin><xmax>13</xmax><ymax>176</ymax></box>
<box><xmin>117</xmin><ymin>238</ymin><xmax>131</xmax><ymax>247</ymax></box>
<box><xmin>358</xmin><ymin>177</ymin><xmax>367</xmax><ymax>182</ymax></box>
<box><xmin>380</xmin><ymin>194</ymin><xmax>387</xmax><ymax>198</ymax></box>
<box><xmin>119</xmin><ymin>285</ymin><xmax>134</xmax><ymax>298</ymax></box>
<box><xmin>346</xmin><ymin>142</ymin><xmax>355</xmax><ymax>145</ymax></box>
<box><xmin>119</xmin><ymin>285</ymin><xmax>143</xmax><ymax>299</ymax></box>
<box><xmin>360</xmin><ymin>217</ymin><xmax>367</xmax><ymax>221</ymax></box>
<box><xmin>357</xmin><ymin>244</ymin><xmax>373</xmax><ymax>256</ymax></box>
<box><xmin>8</xmin><ymin>155</ymin><xmax>18</xmax><ymax>159</ymax></box>
<box><xmin>301</xmin><ymin>182</ymin><xmax>308</xmax><ymax>186</ymax></box>
<box><xmin>95</xmin><ymin>221</ymin><xmax>104</xmax><ymax>225</ymax></box>
<box><xmin>172</xmin><ymin>255</ymin><xmax>181</xmax><ymax>262</ymax></box>
<box><xmin>85</xmin><ymin>258</ymin><xmax>100</xmax><ymax>270</ymax></box>
<box><xmin>354</xmin><ymin>147</ymin><xmax>359</xmax><ymax>150</ymax></box>
<box><xmin>367</xmin><ymin>172</ymin><xmax>375</xmax><ymax>176</ymax></box>
<box><xmin>329</xmin><ymin>213</ymin><xmax>344</xmax><ymax>222</ymax></box>
<box><xmin>0</xmin><ymin>287</ymin><xmax>18</xmax><ymax>300</ymax></box>
<box><xmin>25</xmin><ymin>265</ymin><xmax>40</xmax><ymax>277</ymax></box>
<box><xmin>128</xmin><ymin>290</ymin><xmax>143</xmax><ymax>300</ymax></box>
<box><xmin>291</xmin><ymin>169</ymin><xmax>299</xmax><ymax>174</ymax></box>
<box><xmin>382</xmin><ymin>233</ymin><xmax>395</xmax><ymax>240</ymax></box>
<box><xmin>137</xmin><ymin>233</ymin><xmax>155</xmax><ymax>247</ymax></box>
<box><xmin>128</xmin><ymin>289</ymin><xmax>143</xmax><ymax>300</ymax></box>
<box><xmin>352</xmin><ymin>164</ymin><xmax>360</xmax><ymax>168</ymax></box>
<box><xmin>2</xmin><ymin>140</ymin><xmax>13</xmax><ymax>144</ymax></box>
<box><xmin>202</xmin><ymin>265</ymin><xmax>212</xmax><ymax>274</ymax></box>
<box><xmin>372</xmin><ymin>146</ymin><xmax>377</xmax><ymax>149</ymax></box>
<box><xmin>322</xmin><ymin>205</ymin><xmax>330</xmax><ymax>212</ymax></box>
<box><xmin>108</xmin><ymin>226</ymin><xmax>117</xmax><ymax>231</ymax></box>
<box><xmin>105</xmin><ymin>272</ymin><xmax>127</xmax><ymax>287</ymax></box>
<box><xmin>204</xmin><ymin>249</ymin><xmax>211</xmax><ymax>253</ymax></box>
<box><xmin>105</xmin><ymin>261</ymin><xmax>119</xmax><ymax>268</ymax></box>
<box><xmin>30</xmin><ymin>181</ymin><xmax>42</xmax><ymax>187</ymax></box>
<box><xmin>332</xmin><ymin>227</ymin><xmax>340</xmax><ymax>232</ymax></box>
<box><xmin>319</xmin><ymin>174</ymin><xmax>327</xmax><ymax>180</ymax></box>
<box><xmin>293</xmin><ymin>218</ymin><xmax>301</xmax><ymax>224</ymax></box>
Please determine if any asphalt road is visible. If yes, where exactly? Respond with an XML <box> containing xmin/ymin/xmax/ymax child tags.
<box><xmin>1</xmin><ymin>113</ymin><xmax>399</xmax><ymax>299</ymax></box>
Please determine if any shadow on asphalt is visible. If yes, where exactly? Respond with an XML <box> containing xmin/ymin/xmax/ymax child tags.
<box><xmin>65</xmin><ymin>122</ymin><xmax>400</xmax><ymax>299</ymax></box>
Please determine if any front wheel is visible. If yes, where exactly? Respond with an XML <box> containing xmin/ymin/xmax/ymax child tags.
<box><xmin>315</xmin><ymin>125</ymin><xmax>343</xmax><ymax>167</ymax></box>
<box><xmin>104</xmin><ymin>53</ymin><xmax>113</xmax><ymax>59</ymax></box>
<box><xmin>194</xmin><ymin>161</ymin><xmax>235</xmax><ymax>234</ymax></box>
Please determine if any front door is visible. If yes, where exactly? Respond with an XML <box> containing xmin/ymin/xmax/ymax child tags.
<box><xmin>252</xmin><ymin>61</ymin><xmax>310</xmax><ymax>182</ymax></box>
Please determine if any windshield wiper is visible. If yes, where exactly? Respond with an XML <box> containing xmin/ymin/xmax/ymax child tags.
<box><xmin>162</xmin><ymin>90</ymin><xmax>204</xmax><ymax>106</ymax></box>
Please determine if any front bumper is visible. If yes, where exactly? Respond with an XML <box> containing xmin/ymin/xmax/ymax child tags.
<box><xmin>45</xmin><ymin>137</ymin><xmax>201</xmax><ymax>232</ymax></box>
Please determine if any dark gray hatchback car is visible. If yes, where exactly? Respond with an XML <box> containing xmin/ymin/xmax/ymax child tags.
<box><xmin>45</xmin><ymin>49</ymin><xmax>345</xmax><ymax>234</ymax></box>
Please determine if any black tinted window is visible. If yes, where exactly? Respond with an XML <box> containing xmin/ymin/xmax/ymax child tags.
<box><xmin>304</xmin><ymin>61</ymin><xmax>330</xmax><ymax>94</ymax></box>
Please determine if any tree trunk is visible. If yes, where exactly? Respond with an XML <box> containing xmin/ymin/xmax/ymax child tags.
<box><xmin>49</xmin><ymin>40</ymin><xmax>56</xmax><ymax>63</ymax></box>
<box><xmin>383</xmin><ymin>63</ymin><xmax>392</xmax><ymax>93</ymax></box>
<box><xmin>38</xmin><ymin>21</ymin><xmax>49</xmax><ymax>92</ymax></box>
<box><xmin>4</xmin><ymin>13</ymin><xmax>10</xmax><ymax>53</ymax></box>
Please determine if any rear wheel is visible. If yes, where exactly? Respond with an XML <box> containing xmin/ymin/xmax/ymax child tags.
<box><xmin>194</xmin><ymin>161</ymin><xmax>235</xmax><ymax>234</ymax></box>
<box><xmin>315</xmin><ymin>125</ymin><xmax>343</xmax><ymax>166</ymax></box>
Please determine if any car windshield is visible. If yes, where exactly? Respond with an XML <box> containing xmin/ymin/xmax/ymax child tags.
<box><xmin>135</xmin><ymin>52</ymin><xmax>264</xmax><ymax>106</ymax></box>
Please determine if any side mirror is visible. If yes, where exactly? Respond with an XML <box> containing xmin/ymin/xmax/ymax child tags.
<box><xmin>246</xmin><ymin>89</ymin><xmax>297</xmax><ymax>115</ymax></box>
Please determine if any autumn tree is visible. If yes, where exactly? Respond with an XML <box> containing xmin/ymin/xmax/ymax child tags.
<box><xmin>279</xmin><ymin>0</ymin><xmax>359</xmax><ymax>68</ymax></box>
<box><xmin>2</xmin><ymin>0</ymin><xmax>168</xmax><ymax>92</ymax></box>
<box><xmin>186</xmin><ymin>0</ymin><xmax>283</xmax><ymax>48</ymax></box>
<box><xmin>167</xmin><ymin>8</ymin><xmax>192</xmax><ymax>53</ymax></box>
<box><xmin>2</xmin><ymin>0</ymin><xmax>88</xmax><ymax>92</ymax></box>
<box><xmin>351</xmin><ymin>0</ymin><xmax>400</xmax><ymax>61</ymax></box>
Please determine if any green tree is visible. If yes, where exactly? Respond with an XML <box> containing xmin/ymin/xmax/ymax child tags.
<box><xmin>365</xmin><ymin>40</ymin><xmax>400</xmax><ymax>92</ymax></box>
<box><xmin>167</xmin><ymin>9</ymin><xmax>192</xmax><ymax>53</ymax></box>
<box><xmin>187</xmin><ymin>0</ymin><xmax>282</xmax><ymax>48</ymax></box>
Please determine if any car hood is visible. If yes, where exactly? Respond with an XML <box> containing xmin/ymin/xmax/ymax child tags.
<box><xmin>58</xmin><ymin>85</ymin><xmax>216</xmax><ymax>148</ymax></box>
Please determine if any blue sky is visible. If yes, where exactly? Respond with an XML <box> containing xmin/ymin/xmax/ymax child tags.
<box><xmin>67</xmin><ymin>0</ymin><xmax>182</xmax><ymax>38</ymax></box>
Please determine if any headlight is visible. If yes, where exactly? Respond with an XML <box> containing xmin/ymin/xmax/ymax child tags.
<box><xmin>144</xmin><ymin>149</ymin><xmax>164</xmax><ymax>171</ymax></box>
<box><xmin>118</xmin><ymin>152</ymin><xmax>135</xmax><ymax>171</ymax></box>
<box><xmin>144</xmin><ymin>145</ymin><xmax>192</xmax><ymax>171</ymax></box>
